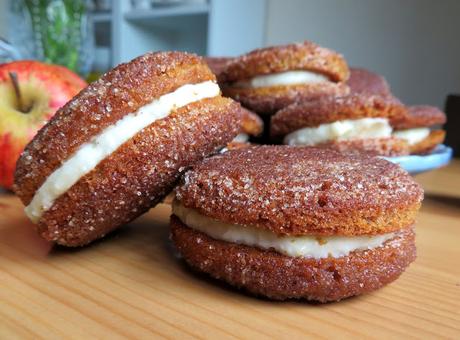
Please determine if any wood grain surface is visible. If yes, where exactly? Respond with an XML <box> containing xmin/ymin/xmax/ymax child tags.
<box><xmin>0</xmin><ymin>161</ymin><xmax>459</xmax><ymax>339</ymax></box>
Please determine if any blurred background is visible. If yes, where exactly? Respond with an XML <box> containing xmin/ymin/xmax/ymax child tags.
<box><xmin>0</xmin><ymin>0</ymin><xmax>459</xmax><ymax>150</ymax></box>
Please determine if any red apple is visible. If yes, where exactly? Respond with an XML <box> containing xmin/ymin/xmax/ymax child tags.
<box><xmin>0</xmin><ymin>60</ymin><xmax>87</xmax><ymax>189</ymax></box>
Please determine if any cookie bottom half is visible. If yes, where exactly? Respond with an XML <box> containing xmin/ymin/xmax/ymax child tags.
<box><xmin>170</xmin><ymin>215</ymin><xmax>416</xmax><ymax>302</ymax></box>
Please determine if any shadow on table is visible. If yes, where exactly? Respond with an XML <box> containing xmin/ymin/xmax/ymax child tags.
<box><xmin>424</xmin><ymin>193</ymin><xmax>460</xmax><ymax>210</ymax></box>
<box><xmin>51</xmin><ymin>204</ymin><xmax>171</xmax><ymax>257</ymax></box>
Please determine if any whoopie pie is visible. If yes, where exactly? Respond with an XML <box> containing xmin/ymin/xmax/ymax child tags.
<box><xmin>171</xmin><ymin>146</ymin><xmax>423</xmax><ymax>302</ymax></box>
<box><xmin>14</xmin><ymin>51</ymin><xmax>243</xmax><ymax>246</ymax></box>
<box><xmin>219</xmin><ymin>41</ymin><xmax>350</xmax><ymax>115</ymax></box>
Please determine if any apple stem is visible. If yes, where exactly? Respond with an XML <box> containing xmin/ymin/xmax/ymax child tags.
<box><xmin>8</xmin><ymin>72</ymin><xmax>29</xmax><ymax>113</ymax></box>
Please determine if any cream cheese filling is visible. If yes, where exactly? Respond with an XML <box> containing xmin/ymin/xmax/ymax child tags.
<box><xmin>393</xmin><ymin>127</ymin><xmax>430</xmax><ymax>145</ymax></box>
<box><xmin>173</xmin><ymin>202</ymin><xmax>395</xmax><ymax>259</ymax></box>
<box><xmin>25</xmin><ymin>81</ymin><xmax>220</xmax><ymax>223</ymax></box>
<box><xmin>284</xmin><ymin>117</ymin><xmax>392</xmax><ymax>146</ymax></box>
<box><xmin>233</xmin><ymin>70</ymin><xmax>330</xmax><ymax>89</ymax></box>
<box><xmin>232</xmin><ymin>133</ymin><xmax>249</xmax><ymax>143</ymax></box>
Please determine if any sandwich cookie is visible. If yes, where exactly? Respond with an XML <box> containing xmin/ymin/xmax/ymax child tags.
<box><xmin>204</xmin><ymin>57</ymin><xmax>234</xmax><ymax>79</ymax></box>
<box><xmin>231</xmin><ymin>107</ymin><xmax>263</xmax><ymax>144</ymax></box>
<box><xmin>219</xmin><ymin>41</ymin><xmax>350</xmax><ymax>115</ymax></box>
<box><xmin>346</xmin><ymin>69</ymin><xmax>446</xmax><ymax>154</ymax></box>
<box><xmin>171</xmin><ymin>146</ymin><xmax>423</xmax><ymax>302</ymax></box>
<box><xmin>347</xmin><ymin>67</ymin><xmax>391</xmax><ymax>97</ymax></box>
<box><xmin>225</xmin><ymin>109</ymin><xmax>263</xmax><ymax>151</ymax></box>
<box><xmin>391</xmin><ymin>105</ymin><xmax>446</xmax><ymax>154</ymax></box>
<box><xmin>270</xmin><ymin>93</ymin><xmax>410</xmax><ymax>156</ymax></box>
<box><xmin>14</xmin><ymin>52</ymin><xmax>242</xmax><ymax>246</ymax></box>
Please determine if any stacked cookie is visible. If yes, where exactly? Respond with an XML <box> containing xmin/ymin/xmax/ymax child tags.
<box><xmin>348</xmin><ymin>68</ymin><xmax>446</xmax><ymax>154</ymax></box>
<box><xmin>214</xmin><ymin>42</ymin><xmax>349</xmax><ymax>143</ymax></box>
<box><xmin>392</xmin><ymin>105</ymin><xmax>446</xmax><ymax>154</ymax></box>
<box><xmin>347</xmin><ymin>67</ymin><xmax>392</xmax><ymax>97</ymax></box>
<box><xmin>171</xmin><ymin>146</ymin><xmax>423</xmax><ymax>302</ymax></box>
<box><xmin>271</xmin><ymin>67</ymin><xmax>447</xmax><ymax>155</ymax></box>
<box><xmin>217</xmin><ymin>42</ymin><xmax>446</xmax><ymax>155</ymax></box>
<box><xmin>14</xmin><ymin>52</ymin><xmax>244</xmax><ymax>246</ymax></box>
<box><xmin>270</xmin><ymin>93</ymin><xmax>409</xmax><ymax>156</ymax></box>
<box><xmin>218</xmin><ymin>42</ymin><xmax>350</xmax><ymax>115</ymax></box>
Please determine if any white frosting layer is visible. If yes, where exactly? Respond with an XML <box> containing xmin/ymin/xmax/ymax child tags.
<box><xmin>232</xmin><ymin>133</ymin><xmax>249</xmax><ymax>143</ymax></box>
<box><xmin>284</xmin><ymin>118</ymin><xmax>392</xmax><ymax>146</ymax></box>
<box><xmin>393</xmin><ymin>128</ymin><xmax>430</xmax><ymax>145</ymax></box>
<box><xmin>25</xmin><ymin>81</ymin><xmax>220</xmax><ymax>223</ymax></box>
<box><xmin>173</xmin><ymin>202</ymin><xmax>395</xmax><ymax>259</ymax></box>
<box><xmin>233</xmin><ymin>70</ymin><xmax>329</xmax><ymax>88</ymax></box>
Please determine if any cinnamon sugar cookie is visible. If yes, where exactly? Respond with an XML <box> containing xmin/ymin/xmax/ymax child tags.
<box><xmin>271</xmin><ymin>93</ymin><xmax>409</xmax><ymax>156</ymax></box>
<box><xmin>204</xmin><ymin>56</ymin><xmax>234</xmax><ymax>79</ymax></box>
<box><xmin>232</xmin><ymin>106</ymin><xmax>263</xmax><ymax>143</ymax></box>
<box><xmin>14</xmin><ymin>52</ymin><xmax>242</xmax><ymax>246</ymax></box>
<box><xmin>220</xmin><ymin>42</ymin><xmax>350</xmax><ymax>114</ymax></box>
<box><xmin>347</xmin><ymin>67</ymin><xmax>391</xmax><ymax>97</ymax></box>
<box><xmin>347</xmin><ymin>69</ymin><xmax>447</xmax><ymax>155</ymax></box>
<box><xmin>171</xmin><ymin>146</ymin><xmax>423</xmax><ymax>301</ymax></box>
<box><xmin>392</xmin><ymin>106</ymin><xmax>446</xmax><ymax>154</ymax></box>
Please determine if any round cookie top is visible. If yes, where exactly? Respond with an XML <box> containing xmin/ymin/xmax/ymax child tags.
<box><xmin>175</xmin><ymin>146</ymin><xmax>423</xmax><ymax>236</ymax></box>
<box><xmin>270</xmin><ymin>93</ymin><xmax>407</xmax><ymax>137</ymax></box>
<box><xmin>391</xmin><ymin>105</ymin><xmax>446</xmax><ymax>130</ymax></box>
<box><xmin>219</xmin><ymin>41</ymin><xmax>349</xmax><ymax>84</ymax></box>
<box><xmin>14</xmin><ymin>51</ymin><xmax>217</xmax><ymax>203</ymax></box>
<box><xmin>204</xmin><ymin>56</ymin><xmax>234</xmax><ymax>78</ymax></box>
<box><xmin>347</xmin><ymin>67</ymin><xmax>391</xmax><ymax>97</ymax></box>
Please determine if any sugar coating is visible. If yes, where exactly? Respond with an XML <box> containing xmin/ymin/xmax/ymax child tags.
<box><xmin>175</xmin><ymin>146</ymin><xmax>423</xmax><ymax>236</ymax></box>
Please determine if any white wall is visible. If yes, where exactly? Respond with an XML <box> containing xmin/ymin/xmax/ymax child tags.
<box><xmin>0</xmin><ymin>0</ymin><xmax>8</xmax><ymax>39</ymax></box>
<box><xmin>265</xmin><ymin>0</ymin><xmax>460</xmax><ymax>108</ymax></box>
<box><xmin>208</xmin><ymin>0</ymin><xmax>266</xmax><ymax>57</ymax></box>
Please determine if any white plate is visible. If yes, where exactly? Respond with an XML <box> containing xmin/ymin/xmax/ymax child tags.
<box><xmin>384</xmin><ymin>144</ymin><xmax>453</xmax><ymax>174</ymax></box>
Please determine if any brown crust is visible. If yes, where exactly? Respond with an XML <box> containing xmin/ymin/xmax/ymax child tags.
<box><xmin>409</xmin><ymin>130</ymin><xmax>445</xmax><ymax>154</ymax></box>
<box><xmin>391</xmin><ymin>105</ymin><xmax>447</xmax><ymax>130</ymax></box>
<box><xmin>35</xmin><ymin>97</ymin><xmax>242</xmax><ymax>246</ymax></box>
<box><xmin>239</xmin><ymin>107</ymin><xmax>263</xmax><ymax>136</ymax></box>
<box><xmin>316</xmin><ymin>137</ymin><xmax>410</xmax><ymax>157</ymax></box>
<box><xmin>347</xmin><ymin>67</ymin><xmax>392</xmax><ymax>97</ymax></box>
<box><xmin>204</xmin><ymin>57</ymin><xmax>234</xmax><ymax>78</ymax></box>
<box><xmin>270</xmin><ymin>93</ymin><xmax>407</xmax><ymax>137</ymax></box>
<box><xmin>175</xmin><ymin>146</ymin><xmax>423</xmax><ymax>236</ymax></box>
<box><xmin>171</xmin><ymin>217</ymin><xmax>416</xmax><ymax>302</ymax></box>
<box><xmin>14</xmin><ymin>51</ymin><xmax>216</xmax><ymax>204</ymax></box>
<box><xmin>219</xmin><ymin>41</ymin><xmax>350</xmax><ymax>83</ymax></box>
<box><xmin>223</xmin><ymin>82</ymin><xmax>349</xmax><ymax>115</ymax></box>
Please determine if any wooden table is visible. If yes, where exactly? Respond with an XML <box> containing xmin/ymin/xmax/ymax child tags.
<box><xmin>1</xmin><ymin>161</ymin><xmax>459</xmax><ymax>339</ymax></box>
